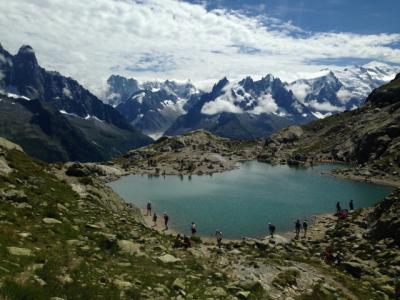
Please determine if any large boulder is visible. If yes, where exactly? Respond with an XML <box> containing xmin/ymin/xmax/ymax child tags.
<box><xmin>342</xmin><ymin>261</ymin><xmax>364</xmax><ymax>278</ymax></box>
<box><xmin>7</xmin><ymin>246</ymin><xmax>33</xmax><ymax>256</ymax></box>
<box><xmin>275</xmin><ymin>126</ymin><xmax>304</xmax><ymax>144</ymax></box>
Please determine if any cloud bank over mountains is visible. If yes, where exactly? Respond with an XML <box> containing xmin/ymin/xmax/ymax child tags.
<box><xmin>1</xmin><ymin>0</ymin><xmax>399</xmax><ymax>95</ymax></box>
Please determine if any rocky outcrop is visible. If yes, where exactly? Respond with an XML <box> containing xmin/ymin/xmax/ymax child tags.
<box><xmin>116</xmin><ymin>130</ymin><xmax>261</xmax><ymax>176</ymax></box>
<box><xmin>368</xmin><ymin>188</ymin><xmax>400</xmax><ymax>245</ymax></box>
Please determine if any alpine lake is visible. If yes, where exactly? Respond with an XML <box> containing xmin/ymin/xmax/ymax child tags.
<box><xmin>107</xmin><ymin>161</ymin><xmax>393</xmax><ymax>239</ymax></box>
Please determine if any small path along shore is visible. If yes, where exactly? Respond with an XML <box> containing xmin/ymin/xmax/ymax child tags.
<box><xmin>141</xmin><ymin>206</ymin><xmax>339</xmax><ymax>246</ymax></box>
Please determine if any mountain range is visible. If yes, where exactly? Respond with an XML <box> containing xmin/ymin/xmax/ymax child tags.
<box><xmin>0</xmin><ymin>43</ymin><xmax>398</xmax><ymax>161</ymax></box>
<box><xmin>0</xmin><ymin>44</ymin><xmax>152</xmax><ymax>162</ymax></box>
<box><xmin>106</xmin><ymin>62</ymin><xmax>398</xmax><ymax>140</ymax></box>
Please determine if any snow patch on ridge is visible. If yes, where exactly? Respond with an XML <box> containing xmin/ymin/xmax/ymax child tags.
<box><xmin>7</xmin><ymin>92</ymin><xmax>30</xmax><ymax>101</ymax></box>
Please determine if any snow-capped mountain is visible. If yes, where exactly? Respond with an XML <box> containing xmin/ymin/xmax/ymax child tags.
<box><xmin>105</xmin><ymin>75</ymin><xmax>202</xmax><ymax>138</ymax></box>
<box><xmin>106</xmin><ymin>61</ymin><xmax>398</xmax><ymax>140</ymax></box>
<box><xmin>165</xmin><ymin>76</ymin><xmax>315</xmax><ymax>140</ymax></box>
<box><xmin>288</xmin><ymin>61</ymin><xmax>399</xmax><ymax>118</ymax></box>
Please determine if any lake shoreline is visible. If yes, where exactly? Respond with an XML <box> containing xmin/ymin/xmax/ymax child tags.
<box><xmin>139</xmin><ymin>204</ymin><xmax>348</xmax><ymax>246</ymax></box>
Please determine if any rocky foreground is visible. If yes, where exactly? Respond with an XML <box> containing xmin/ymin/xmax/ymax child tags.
<box><xmin>1</xmin><ymin>136</ymin><xmax>400</xmax><ymax>300</ymax></box>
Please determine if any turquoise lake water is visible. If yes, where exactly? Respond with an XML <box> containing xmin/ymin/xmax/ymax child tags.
<box><xmin>107</xmin><ymin>161</ymin><xmax>393</xmax><ymax>239</ymax></box>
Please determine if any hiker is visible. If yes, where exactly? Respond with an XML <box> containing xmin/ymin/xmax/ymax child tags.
<box><xmin>146</xmin><ymin>202</ymin><xmax>152</xmax><ymax>216</ymax></box>
<box><xmin>336</xmin><ymin>201</ymin><xmax>341</xmax><ymax>215</ymax></box>
<box><xmin>173</xmin><ymin>234</ymin><xmax>183</xmax><ymax>248</ymax></box>
<box><xmin>191</xmin><ymin>222</ymin><xmax>197</xmax><ymax>235</ymax></box>
<box><xmin>183</xmin><ymin>235</ymin><xmax>192</xmax><ymax>249</ymax></box>
<box><xmin>164</xmin><ymin>212</ymin><xmax>169</xmax><ymax>230</ymax></box>
<box><xmin>349</xmin><ymin>199</ymin><xmax>354</xmax><ymax>211</ymax></box>
<box><xmin>152</xmin><ymin>212</ymin><xmax>157</xmax><ymax>227</ymax></box>
<box><xmin>215</xmin><ymin>230</ymin><xmax>223</xmax><ymax>248</ymax></box>
<box><xmin>268</xmin><ymin>223</ymin><xmax>276</xmax><ymax>238</ymax></box>
<box><xmin>303</xmin><ymin>219</ymin><xmax>308</xmax><ymax>237</ymax></box>
<box><xmin>295</xmin><ymin>220</ymin><xmax>301</xmax><ymax>239</ymax></box>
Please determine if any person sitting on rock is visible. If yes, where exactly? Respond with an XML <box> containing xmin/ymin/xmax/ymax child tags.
<box><xmin>163</xmin><ymin>212</ymin><xmax>169</xmax><ymax>230</ymax></box>
<box><xmin>146</xmin><ymin>202</ymin><xmax>152</xmax><ymax>216</ymax></box>
<box><xmin>268</xmin><ymin>223</ymin><xmax>276</xmax><ymax>238</ymax></box>
<box><xmin>152</xmin><ymin>212</ymin><xmax>157</xmax><ymax>227</ymax></box>
<box><xmin>215</xmin><ymin>230</ymin><xmax>223</xmax><ymax>248</ymax></box>
<box><xmin>183</xmin><ymin>235</ymin><xmax>192</xmax><ymax>249</ymax></box>
<box><xmin>173</xmin><ymin>234</ymin><xmax>183</xmax><ymax>248</ymax></box>
<box><xmin>295</xmin><ymin>220</ymin><xmax>301</xmax><ymax>239</ymax></box>
<box><xmin>339</xmin><ymin>209</ymin><xmax>349</xmax><ymax>220</ymax></box>
<box><xmin>349</xmin><ymin>199</ymin><xmax>354</xmax><ymax>211</ymax></box>
<box><xmin>303</xmin><ymin>219</ymin><xmax>308</xmax><ymax>237</ymax></box>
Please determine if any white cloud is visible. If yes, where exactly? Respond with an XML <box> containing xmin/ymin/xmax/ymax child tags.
<box><xmin>336</xmin><ymin>87</ymin><xmax>354</xmax><ymax>104</ymax></box>
<box><xmin>308</xmin><ymin>100</ymin><xmax>345</xmax><ymax>112</ymax></box>
<box><xmin>0</xmin><ymin>0</ymin><xmax>399</xmax><ymax>96</ymax></box>
<box><xmin>250</xmin><ymin>94</ymin><xmax>278</xmax><ymax>114</ymax></box>
<box><xmin>201</xmin><ymin>98</ymin><xmax>242</xmax><ymax>115</ymax></box>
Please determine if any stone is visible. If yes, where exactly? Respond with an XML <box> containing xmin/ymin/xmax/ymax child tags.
<box><xmin>172</xmin><ymin>278</ymin><xmax>186</xmax><ymax>291</ymax></box>
<box><xmin>342</xmin><ymin>261</ymin><xmax>363</xmax><ymax>278</ymax></box>
<box><xmin>4</xmin><ymin>190</ymin><xmax>28</xmax><ymax>202</ymax></box>
<box><xmin>117</xmin><ymin>240</ymin><xmax>140</xmax><ymax>255</ymax></box>
<box><xmin>7</xmin><ymin>247</ymin><xmax>33</xmax><ymax>256</ymax></box>
<box><xmin>207</xmin><ymin>287</ymin><xmax>228</xmax><ymax>297</ymax></box>
<box><xmin>43</xmin><ymin>218</ymin><xmax>62</xmax><ymax>224</ymax></box>
<box><xmin>158</xmin><ymin>254</ymin><xmax>181</xmax><ymax>264</ymax></box>
<box><xmin>113</xmin><ymin>279</ymin><xmax>133</xmax><ymax>290</ymax></box>
<box><xmin>18</xmin><ymin>232</ymin><xmax>31</xmax><ymax>238</ymax></box>
<box><xmin>57</xmin><ymin>274</ymin><xmax>74</xmax><ymax>284</ymax></box>
<box><xmin>237</xmin><ymin>291</ymin><xmax>251</xmax><ymax>299</ymax></box>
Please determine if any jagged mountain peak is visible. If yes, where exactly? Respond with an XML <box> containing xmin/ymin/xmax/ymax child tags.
<box><xmin>18</xmin><ymin>44</ymin><xmax>35</xmax><ymax>54</ymax></box>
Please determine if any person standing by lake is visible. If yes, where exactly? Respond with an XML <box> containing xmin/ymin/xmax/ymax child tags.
<box><xmin>191</xmin><ymin>222</ymin><xmax>197</xmax><ymax>235</ymax></box>
<box><xmin>295</xmin><ymin>220</ymin><xmax>301</xmax><ymax>239</ymax></box>
<box><xmin>268</xmin><ymin>223</ymin><xmax>276</xmax><ymax>238</ymax></box>
<box><xmin>349</xmin><ymin>199</ymin><xmax>354</xmax><ymax>211</ymax></box>
<box><xmin>164</xmin><ymin>212</ymin><xmax>169</xmax><ymax>230</ymax></box>
<box><xmin>215</xmin><ymin>230</ymin><xmax>223</xmax><ymax>248</ymax></box>
<box><xmin>146</xmin><ymin>202</ymin><xmax>152</xmax><ymax>216</ymax></box>
<box><xmin>303</xmin><ymin>219</ymin><xmax>308</xmax><ymax>237</ymax></box>
<box><xmin>336</xmin><ymin>201</ymin><xmax>341</xmax><ymax>215</ymax></box>
<box><xmin>152</xmin><ymin>212</ymin><xmax>157</xmax><ymax>227</ymax></box>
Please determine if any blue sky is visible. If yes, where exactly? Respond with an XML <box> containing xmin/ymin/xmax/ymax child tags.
<box><xmin>188</xmin><ymin>0</ymin><xmax>400</xmax><ymax>35</ymax></box>
<box><xmin>0</xmin><ymin>0</ymin><xmax>399</xmax><ymax>94</ymax></box>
